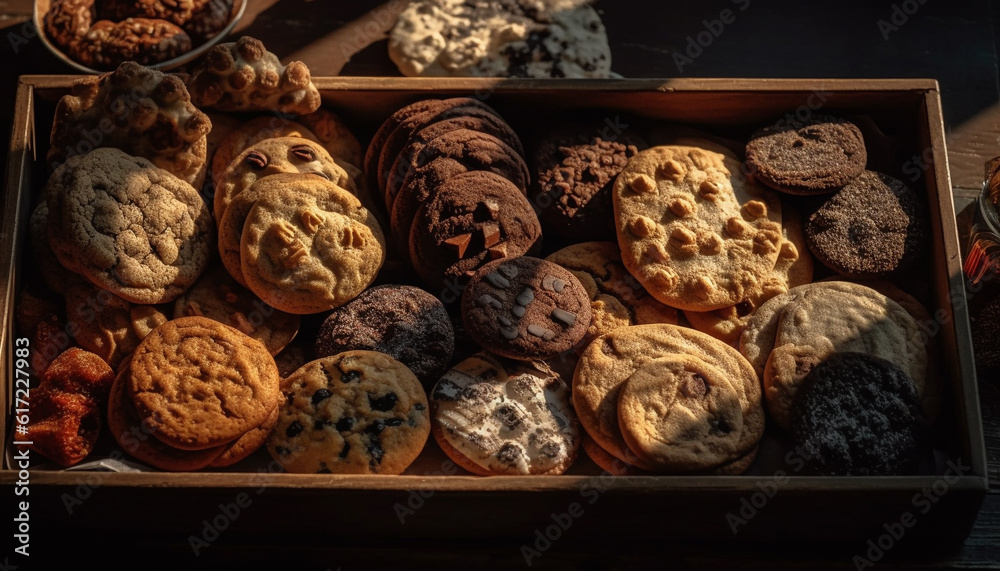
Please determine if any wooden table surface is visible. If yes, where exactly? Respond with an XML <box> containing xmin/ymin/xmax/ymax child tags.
<box><xmin>1</xmin><ymin>0</ymin><xmax>998</xmax><ymax>568</ymax></box>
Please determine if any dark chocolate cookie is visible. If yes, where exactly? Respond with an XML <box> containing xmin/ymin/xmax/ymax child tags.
<box><xmin>409</xmin><ymin>170</ymin><xmax>542</xmax><ymax>291</ymax></box>
<box><xmin>384</xmin><ymin>110</ymin><xmax>525</xmax><ymax>208</ymax></box>
<box><xmin>365</xmin><ymin>99</ymin><xmax>445</xmax><ymax>197</ymax></box>
<box><xmin>376</xmin><ymin>97</ymin><xmax>502</xmax><ymax>202</ymax></box>
<box><xmin>391</xmin><ymin>129</ymin><xmax>529</xmax><ymax>253</ymax></box>
<box><xmin>745</xmin><ymin>115</ymin><xmax>867</xmax><ymax>195</ymax></box>
<box><xmin>531</xmin><ymin>121</ymin><xmax>647</xmax><ymax>239</ymax></box>
<box><xmin>790</xmin><ymin>352</ymin><xmax>926</xmax><ymax>476</ymax></box>
<box><xmin>461</xmin><ymin>256</ymin><xmax>591</xmax><ymax>360</ymax></box>
<box><xmin>314</xmin><ymin>284</ymin><xmax>455</xmax><ymax>388</ymax></box>
<box><xmin>805</xmin><ymin>170</ymin><xmax>928</xmax><ymax>277</ymax></box>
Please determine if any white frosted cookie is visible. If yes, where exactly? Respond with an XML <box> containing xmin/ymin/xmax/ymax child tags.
<box><xmin>388</xmin><ymin>0</ymin><xmax>611</xmax><ymax>78</ymax></box>
<box><xmin>430</xmin><ymin>353</ymin><xmax>580</xmax><ymax>475</ymax></box>
<box><xmin>612</xmin><ymin>145</ymin><xmax>783</xmax><ymax>312</ymax></box>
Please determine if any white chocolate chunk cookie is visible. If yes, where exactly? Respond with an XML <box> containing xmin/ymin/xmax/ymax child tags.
<box><xmin>431</xmin><ymin>353</ymin><xmax>579</xmax><ymax>475</ymax></box>
<box><xmin>388</xmin><ymin>0</ymin><xmax>612</xmax><ymax>78</ymax></box>
<box><xmin>612</xmin><ymin>145</ymin><xmax>783</xmax><ymax>312</ymax></box>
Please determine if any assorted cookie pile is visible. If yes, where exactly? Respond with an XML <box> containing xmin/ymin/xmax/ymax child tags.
<box><xmin>21</xmin><ymin>51</ymin><xmax>942</xmax><ymax>478</ymax></box>
<box><xmin>44</xmin><ymin>0</ymin><xmax>234</xmax><ymax>69</ymax></box>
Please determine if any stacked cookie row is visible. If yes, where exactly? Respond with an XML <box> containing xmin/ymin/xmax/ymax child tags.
<box><xmin>365</xmin><ymin>98</ymin><xmax>540</xmax><ymax>290</ymax></box>
<box><xmin>45</xmin><ymin>0</ymin><xmax>234</xmax><ymax>69</ymax></box>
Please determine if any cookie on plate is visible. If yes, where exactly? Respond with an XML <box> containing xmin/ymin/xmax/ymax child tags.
<box><xmin>44</xmin><ymin>0</ymin><xmax>95</xmax><ymax>54</ymax></box>
<box><xmin>612</xmin><ymin>145</ymin><xmax>783</xmax><ymax>312</ymax></box>
<box><xmin>314</xmin><ymin>284</ymin><xmax>454</xmax><ymax>388</ymax></box>
<box><xmin>790</xmin><ymin>352</ymin><xmax>927</xmax><ymax>475</ymax></box>
<box><xmin>431</xmin><ymin>353</ymin><xmax>580</xmax><ymax>475</ymax></box>
<box><xmin>806</xmin><ymin>170</ymin><xmax>928</xmax><ymax>277</ymax></box>
<box><xmin>388</xmin><ymin>0</ymin><xmax>612</xmax><ymax>78</ymax></box>
<box><xmin>45</xmin><ymin>148</ymin><xmax>213</xmax><ymax>305</ymax></box>
<box><xmin>128</xmin><ymin>316</ymin><xmax>281</xmax><ymax>450</ymax></box>
<box><xmin>71</xmin><ymin>18</ymin><xmax>193</xmax><ymax>69</ymax></box>
<box><xmin>745</xmin><ymin>115</ymin><xmax>867</xmax><ymax>195</ymax></box>
<box><xmin>461</xmin><ymin>256</ymin><xmax>591</xmax><ymax>361</ymax></box>
<box><xmin>48</xmin><ymin>62</ymin><xmax>211</xmax><ymax>186</ymax></box>
<box><xmin>267</xmin><ymin>351</ymin><xmax>430</xmax><ymax>474</ymax></box>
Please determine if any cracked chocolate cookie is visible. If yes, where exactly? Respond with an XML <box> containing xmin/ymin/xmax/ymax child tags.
<box><xmin>745</xmin><ymin>115</ymin><xmax>867</xmax><ymax>195</ymax></box>
<box><xmin>805</xmin><ymin>170</ymin><xmax>928</xmax><ymax>277</ymax></box>
<box><xmin>431</xmin><ymin>353</ymin><xmax>579</xmax><ymax>475</ymax></box>
<box><xmin>267</xmin><ymin>351</ymin><xmax>430</xmax><ymax>474</ymax></box>
<box><xmin>314</xmin><ymin>285</ymin><xmax>454</xmax><ymax>388</ymax></box>
<box><xmin>409</xmin><ymin>170</ymin><xmax>541</xmax><ymax>291</ymax></box>
<box><xmin>791</xmin><ymin>352</ymin><xmax>927</xmax><ymax>475</ymax></box>
<box><xmin>45</xmin><ymin>148</ymin><xmax>213</xmax><ymax>305</ymax></box>
<box><xmin>531</xmin><ymin>120</ymin><xmax>647</xmax><ymax>240</ymax></box>
<box><xmin>461</xmin><ymin>256</ymin><xmax>591</xmax><ymax>361</ymax></box>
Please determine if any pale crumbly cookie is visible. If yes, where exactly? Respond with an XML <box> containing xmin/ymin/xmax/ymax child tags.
<box><xmin>267</xmin><ymin>351</ymin><xmax>430</xmax><ymax>474</ymax></box>
<box><xmin>213</xmin><ymin>136</ymin><xmax>351</xmax><ymax>225</ymax></box>
<box><xmin>48</xmin><ymin>61</ymin><xmax>211</xmax><ymax>187</ymax></box>
<box><xmin>71</xmin><ymin>17</ymin><xmax>193</xmax><ymax>69</ymax></box>
<box><xmin>128</xmin><ymin>316</ymin><xmax>281</xmax><ymax>450</ymax></box>
<box><xmin>174</xmin><ymin>266</ymin><xmax>300</xmax><ymax>356</ymax></box>
<box><xmin>431</xmin><ymin>353</ymin><xmax>580</xmax><ymax>475</ymax></box>
<box><xmin>45</xmin><ymin>148</ymin><xmax>213</xmax><ymax>305</ymax></box>
<box><xmin>388</xmin><ymin>0</ymin><xmax>612</xmax><ymax>78</ymax></box>
<box><xmin>239</xmin><ymin>174</ymin><xmax>386</xmax><ymax>314</ymax></box>
<box><xmin>186</xmin><ymin>36</ymin><xmax>321</xmax><ymax>115</ymax></box>
<box><xmin>617</xmin><ymin>355</ymin><xmax>744</xmax><ymax>473</ymax></box>
<box><xmin>108</xmin><ymin>358</ymin><xmax>226</xmax><ymax>471</ymax></box>
<box><xmin>573</xmin><ymin>323</ymin><xmax>763</xmax><ymax>470</ymax></box>
<box><xmin>740</xmin><ymin>281</ymin><xmax>928</xmax><ymax>429</ymax></box>
<box><xmin>64</xmin><ymin>277</ymin><xmax>140</xmax><ymax>369</ymax></box>
<box><xmin>685</xmin><ymin>206</ymin><xmax>814</xmax><ymax>344</ymax></box>
<box><xmin>612</xmin><ymin>145</ymin><xmax>783</xmax><ymax>312</ymax></box>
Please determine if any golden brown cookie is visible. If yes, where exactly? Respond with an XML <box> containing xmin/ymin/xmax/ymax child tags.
<box><xmin>209</xmin><ymin>405</ymin><xmax>279</xmax><ymax>468</ymax></box>
<box><xmin>573</xmin><ymin>324</ymin><xmax>763</xmax><ymax>470</ymax></box>
<box><xmin>431</xmin><ymin>353</ymin><xmax>580</xmax><ymax>475</ymax></box>
<box><xmin>173</xmin><ymin>266</ymin><xmax>300</xmax><ymax>355</ymax></box>
<box><xmin>48</xmin><ymin>62</ymin><xmax>211</xmax><ymax>187</ymax></box>
<box><xmin>213</xmin><ymin>136</ymin><xmax>351</xmax><ymax>225</ymax></box>
<box><xmin>71</xmin><ymin>18</ymin><xmax>193</xmax><ymax>69</ymax></box>
<box><xmin>210</xmin><ymin>116</ymin><xmax>321</xmax><ymax>186</ymax></box>
<box><xmin>45</xmin><ymin>148</ymin><xmax>213</xmax><ymax>305</ymax></box>
<box><xmin>580</xmin><ymin>434</ymin><xmax>650</xmax><ymax>475</ymax></box>
<box><xmin>684</xmin><ymin>206</ymin><xmax>814</xmax><ymax>344</ymax></box>
<box><xmin>64</xmin><ymin>277</ymin><xmax>140</xmax><ymax>369</ymax></box>
<box><xmin>238</xmin><ymin>174</ymin><xmax>386</xmax><ymax>314</ymax></box>
<box><xmin>130</xmin><ymin>304</ymin><xmax>170</xmax><ymax>340</ymax></box>
<box><xmin>108</xmin><ymin>358</ymin><xmax>226</xmax><ymax>471</ymax></box>
<box><xmin>186</xmin><ymin>36</ymin><xmax>321</xmax><ymax>115</ymax></box>
<box><xmin>296</xmin><ymin>108</ymin><xmax>363</xmax><ymax>169</ymax></box>
<box><xmin>612</xmin><ymin>145</ymin><xmax>783</xmax><ymax>311</ymax></box>
<box><xmin>267</xmin><ymin>351</ymin><xmax>430</xmax><ymax>474</ymax></box>
<box><xmin>128</xmin><ymin>316</ymin><xmax>281</xmax><ymax>450</ymax></box>
<box><xmin>740</xmin><ymin>281</ymin><xmax>928</xmax><ymax>429</ymax></box>
<box><xmin>617</xmin><ymin>355</ymin><xmax>744</xmax><ymax>472</ymax></box>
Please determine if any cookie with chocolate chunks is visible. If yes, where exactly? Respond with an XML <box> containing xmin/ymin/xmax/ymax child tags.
<box><xmin>462</xmin><ymin>256</ymin><xmax>591</xmax><ymax>361</ymax></box>
<box><xmin>409</xmin><ymin>170</ymin><xmax>542</xmax><ymax>291</ymax></box>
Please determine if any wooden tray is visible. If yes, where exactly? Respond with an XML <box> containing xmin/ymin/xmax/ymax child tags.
<box><xmin>0</xmin><ymin>77</ymin><xmax>988</xmax><ymax>543</ymax></box>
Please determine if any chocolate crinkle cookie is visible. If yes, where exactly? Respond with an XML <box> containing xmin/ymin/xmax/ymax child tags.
<box><xmin>790</xmin><ymin>352</ymin><xmax>928</xmax><ymax>476</ymax></box>
<box><xmin>531</xmin><ymin>120</ymin><xmax>647</xmax><ymax>240</ymax></box>
<box><xmin>805</xmin><ymin>170</ymin><xmax>928</xmax><ymax>277</ymax></box>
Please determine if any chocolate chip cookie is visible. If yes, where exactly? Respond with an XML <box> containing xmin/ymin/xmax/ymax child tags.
<box><xmin>314</xmin><ymin>285</ymin><xmax>454</xmax><ymax>388</ymax></box>
<box><xmin>431</xmin><ymin>353</ymin><xmax>579</xmax><ymax>475</ymax></box>
<box><xmin>745</xmin><ymin>115</ymin><xmax>867</xmax><ymax>195</ymax></box>
<box><xmin>806</xmin><ymin>170</ymin><xmax>928</xmax><ymax>277</ymax></box>
<box><xmin>462</xmin><ymin>256</ymin><xmax>591</xmax><ymax>361</ymax></box>
<box><xmin>267</xmin><ymin>351</ymin><xmax>430</xmax><ymax>474</ymax></box>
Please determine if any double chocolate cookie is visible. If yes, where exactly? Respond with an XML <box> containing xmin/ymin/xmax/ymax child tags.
<box><xmin>461</xmin><ymin>256</ymin><xmax>591</xmax><ymax>361</ymax></box>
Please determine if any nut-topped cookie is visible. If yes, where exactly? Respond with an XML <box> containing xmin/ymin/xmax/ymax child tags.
<box><xmin>612</xmin><ymin>145</ymin><xmax>783</xmax><ymax>312</ymax></box>
<box><xmin>45</xmin><ymin>148</ymin><xmax>213</xmax><ymax>305</ymax></box>
<box><xmin>238</xmin><ymin>174</ymin><xmax>386</xmax><ymax>314</ymax></box>
<box><xmin>128</xmin><ymin>316</ymin><xmax>281</xmax><ymax>450</ymax></box>
<box><xmin>431</xmin><ymin>353</ymin><xmax>580</xmax><ymax>475</ymax></box>
<box><xmin>462</xmin><ymin>256</ymin><xmax>591</xmax><ymax>361</ymax></box>
<box><xmin>71</xmin><ymin>17</ymin><xmax>193</xmax><ymax>69</ymax></box>
<box><xmin>48</xmin><ymin>62</ymin><xmax>212</xmax><ymax>186</ymax></box>
<box><xmin>267</xmin><ymin>351</ymin><xmax>430</xmax><ymax>474</ymax></box>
